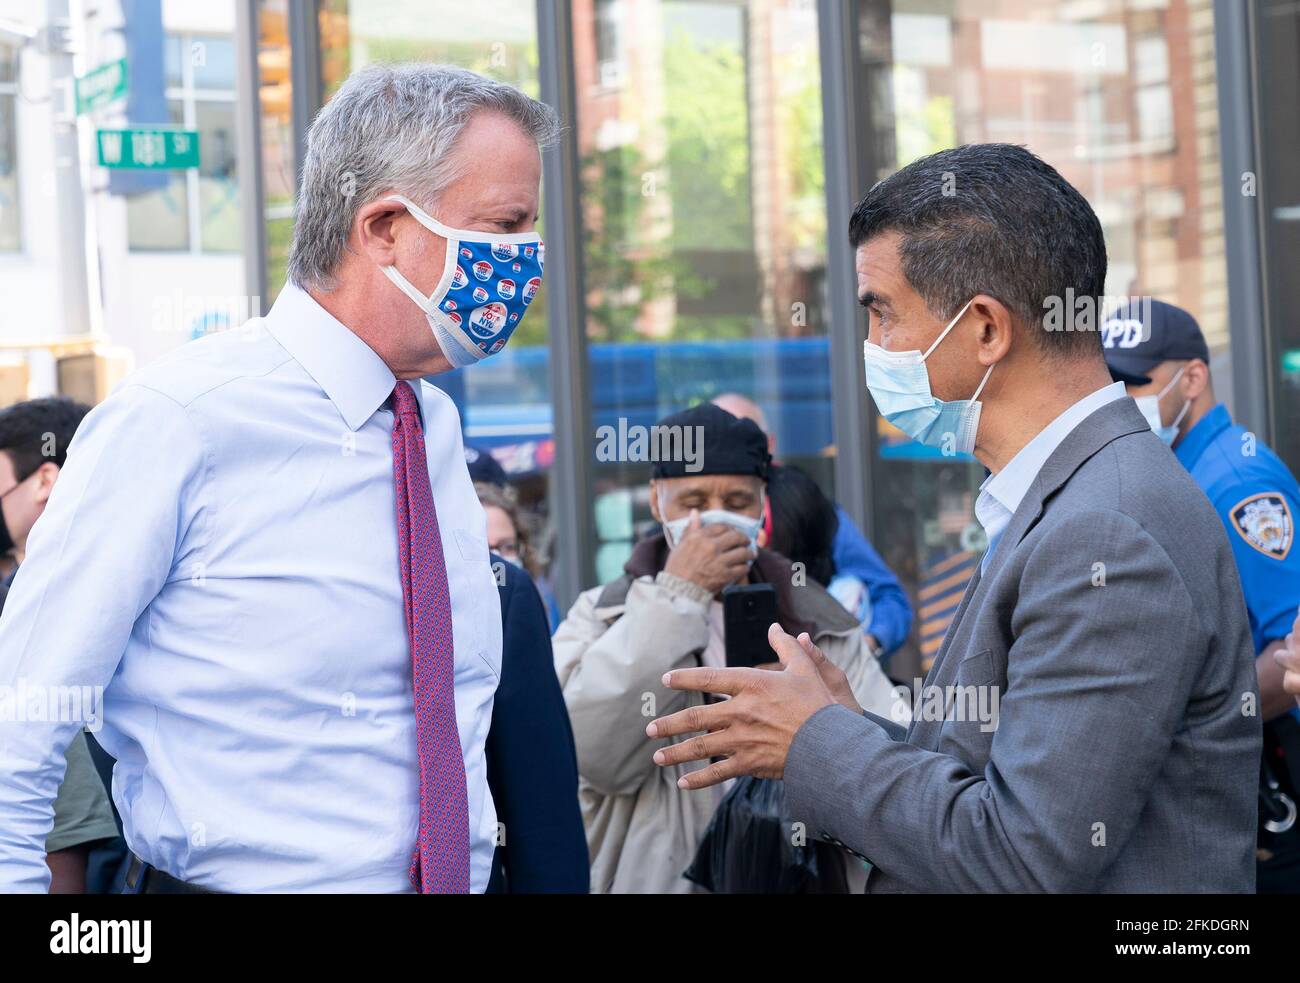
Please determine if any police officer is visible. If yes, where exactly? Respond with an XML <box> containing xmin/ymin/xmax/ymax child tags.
<box><xmin>1104</xmin><ymin>298</ymin><xmax>1300</xmax><ymax>892</ymax></box>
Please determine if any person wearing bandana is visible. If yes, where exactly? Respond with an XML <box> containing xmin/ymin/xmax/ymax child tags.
<box><xmin>553</xmin><ymin>402</ymin><xmax>904</xmax><ymax>893</ymax></box>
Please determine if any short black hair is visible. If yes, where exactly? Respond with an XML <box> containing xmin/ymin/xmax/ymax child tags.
<box><xmin>766</xmin><ymin>464</ymin><xmax>838</xmax><ymax>587</ymax></box>
<box><xmin>849</xmin><ymin>143</ymin><xmax>1107</xmax><ymax>356</ymax></box>
<box><xmin>0</xmin><ymin>397</ymin><xmax>92</xmax><ymax>480</ymax></box>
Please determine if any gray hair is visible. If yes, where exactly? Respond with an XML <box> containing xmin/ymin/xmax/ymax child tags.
<box><xmin>287</xmin><ymin>63</ymin><xmax>561</xmax><ymax>291</ymax></box>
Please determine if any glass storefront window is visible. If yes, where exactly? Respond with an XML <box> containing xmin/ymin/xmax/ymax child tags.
<box><xmin>1256</xmin><ymin>0</ymin><xmax>1300</xmax><ymax>475</ymax></box>
<box><xmin>126</xmin><ymin>31</ymin><xmax>241</xmax><ymax>254</ymax></box>
<box><xmin>572</xmin><ymin>0</ymin><xmax>832</xmax><ymax>583</ymax></box>
<box><xmin>860</xmin><ymin>0</ymin><xmax>1230</xmax><ymax>678</ymax></box>
<box><xmin>258</xmin><ymin>0</ymin><xmax>295</xmax><ymax>302</ymax></box>
<box><xmin>196</xmin><ymin>99</ymin><xmax>241</xmax><ymax>252</ymax></box>
<box><xmin>125</xmin><ymin>99</ymin><xmax>191</xmax><ymax>251</ymax></box>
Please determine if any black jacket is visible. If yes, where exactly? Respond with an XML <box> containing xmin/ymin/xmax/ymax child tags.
<box><xmin>485</xmin><ymin>554</ymin><xmax>589</xmax><ymax>892</ymax></box>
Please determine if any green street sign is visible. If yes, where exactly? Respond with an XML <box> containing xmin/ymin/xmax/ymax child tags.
<box><xmin>96</xmin><ymin>128</ymin><xmax>200</xmax><ymax>170</ymax></box>
<box><xmin>1282</xmin><ymin>348</ymin><xmax>1300</xmax><ymax>375</ymax></box>
<box><xmin>75</xmin><ymin>58</ymin><xmax>129</xmax><ymax>115</ymax></box>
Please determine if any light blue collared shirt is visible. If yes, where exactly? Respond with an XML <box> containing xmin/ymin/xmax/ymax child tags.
<box><xmin>0</xmin><ymin>284</ymin><xmax>502</xmax><ymax>892</ymax></box>
<box><xmin>975</xmin><ymin>381</ymin><xmax>1127</xmax><ymax>571</ymax></box>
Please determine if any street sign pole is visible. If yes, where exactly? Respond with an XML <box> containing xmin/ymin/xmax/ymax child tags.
<box><xmin>48</xmin><ymin>0</ymin><xmax>93</xmax><ymax>339</ymax></box>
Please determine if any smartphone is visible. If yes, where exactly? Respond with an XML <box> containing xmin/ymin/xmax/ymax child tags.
<box><xmin>722</xmin><ymin>583</ymin><xmax>778</xmax><ymax>669</ymax></box>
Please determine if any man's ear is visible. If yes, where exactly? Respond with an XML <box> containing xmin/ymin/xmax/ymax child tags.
<box><xmin>969</xmin><ymin>294</ymin><xmax>1016</xmax><ymax>367</ymax></box>
<box><xmin>1184</xmin><ymin>358</ymin><xmax>1211</xmax><ymax>400</ymax></box>
<box><xmin>648</xmin><ymin>480</ymin><xmax>662</xmax><ymax>523</ymax></box>
<box><xmin>353</xmin><ymin>197</ymin><xmax>408</xmax><ymax>268</ymax></box>
<box><xmin>33</xmin><ymin>462</ymin><xmax>59</xmax><ymax>505</ymax></box>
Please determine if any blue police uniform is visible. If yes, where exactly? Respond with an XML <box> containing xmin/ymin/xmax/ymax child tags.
<box><xmin>1175</xmin><ymin>404</ymin><xmax>1300</xmax><ymax>694</ymax></box>
<box><xmin>1105</xmin><ymin>297</ymin><xmax>1300</xmax><ymax>890</ymax></box>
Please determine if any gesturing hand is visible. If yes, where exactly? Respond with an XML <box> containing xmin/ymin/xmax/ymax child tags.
<box><xmin>646</xmin><ymin>622</ymin><xmax>838</xmax><ymax>789</ymax></box>
<box><xmin>1277</xmin><ymin>606</ymin><xmax>1300</xmax><ymax>700</ymax></box>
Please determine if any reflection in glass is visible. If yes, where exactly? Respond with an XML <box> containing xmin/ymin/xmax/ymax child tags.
<box><xmin>197</xmin><ymin>100</ymin><xmax>240</xmax><ymax>252</ymax></box>
<box><xmin>1256</xmin><ymin>0</ymin><xmax>1300</xmax><ymax>475</ymax></box>
<box><xmin>125</xmin><ymin>100</ymin><xmax>190</xmax><ymax>251</ymax></box>
<box><xmin>259</xmin><ymin>0</ymin><xmax>295</xmax><ymax>301</ymax></box>
<box><xmin>575</xmin><ymin>0</ymin><xmax>831</xmax><ymax>581</ymax></box>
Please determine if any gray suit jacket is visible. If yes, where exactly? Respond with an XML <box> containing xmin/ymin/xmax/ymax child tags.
<box><xmin>785</xmin><ymin>397</ymin><xmax>1261</xmax><ymax>892</ymax></box>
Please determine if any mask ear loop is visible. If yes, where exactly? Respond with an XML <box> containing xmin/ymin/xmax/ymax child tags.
<box><xmin>1156</xmin><ymin>365</ymin><xmax>1190</xmax><ymax>432</ymax></box>
<box><xmin>1157</xmin><ymin>366</ymin><xmax>1186</xmax><ymax>399</ymax></box>
<box><xmin>919</xmin><ymin>296</ymin><xmax>996</xmax><ymax>401</ymax></box>
<box><xmin>922</xmin><ymin>297</ymin><xmax>977</xmax><ymax>361</ymax></box>
<box><xmin>658</xmin><ymin>485</ymin><xmax>677</xmax><ymax>549</ymax></box>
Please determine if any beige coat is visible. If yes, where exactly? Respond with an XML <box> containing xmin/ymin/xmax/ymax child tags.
<box><xmin>553</xmin><ymin>544</ymin><xmax>907</xmax><ymax>894</ymax></box>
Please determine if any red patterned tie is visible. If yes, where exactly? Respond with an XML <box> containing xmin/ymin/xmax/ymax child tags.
<box><xmin>390</xmin><ymin>380</ymin><xmax>470</xmax><ymax>893</ymax></box>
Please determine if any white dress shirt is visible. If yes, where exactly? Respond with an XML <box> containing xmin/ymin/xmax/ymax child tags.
<box><xmin>975</xmin><ymin>381</ymin><xmax>1126</xmax><ymax>570</ymax></box>
<box><xmin>0</xmin><ymin>283</ymin><xmax>502</xmax><ymax>892</ymax></box>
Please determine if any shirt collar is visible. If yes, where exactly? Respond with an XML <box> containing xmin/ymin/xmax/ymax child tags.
<box><xmin>265</xmin><ymin>283</ymin><xmax>426</xmax><ymax>431</ymax></box>
<box><xmin>982</xmin><ymin>380</ymin><xmax>1127</xmax><ymax>522</ymax></box>
<box><xmin>1174</xmin><ymin>402</ymin><xmax>1231</xmax><ymax>470</ymax></box>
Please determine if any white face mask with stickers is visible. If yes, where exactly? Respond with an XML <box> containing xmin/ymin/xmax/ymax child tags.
<box><xmin>659</xmin><ymin>486</ymin><xmax>764</xmax><ymax>554</ymax></box>
<box><xmin>1133</xmin><ymin>366</ymin><xmax>1190</xmax><ymax>446</ymax></box>
<box><xmin>379</xmin><ymin>194</ymin><xmax>545</xmax><ymax>368</ymax></box>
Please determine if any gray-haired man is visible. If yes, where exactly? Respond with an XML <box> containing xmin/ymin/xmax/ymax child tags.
<box><xmin>0</xmin><ymin>65</ymin><xmax>558</xmax><ymax>892</ymax></box>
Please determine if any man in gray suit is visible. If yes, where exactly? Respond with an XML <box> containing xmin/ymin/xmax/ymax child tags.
<box><xmin>646</xmin><ymin>144</ymin><xmax>1260</xmax><ymax>892</ymax></box>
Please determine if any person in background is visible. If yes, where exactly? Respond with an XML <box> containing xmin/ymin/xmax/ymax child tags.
<box><xmin>476</xmin><ymin>481</ymin><xmax>537</xmax><ymax>576</ymax></box>
<box><xmin>482</xmin><ymin>540</ymin><xmax>589</xmax><ymax>893</ymax></box>
<box><xmin>553</xmin><ymin>402</ymin><xmax>904</xmax><ymax>893</ymax></box>
<box><xmin>0</xmin><ymin>397</ymin><xmax>121</xmax><ymax>893</ymax></box>
<box><xmin>467</xmin><ymin>444</ymin><xmax>562</xmax><ymax>630</ymax></box>
<box><xmin>712</xmin><ymin>393</ymin><xmax>912</xmax><ymax>664</ymax></box>
<box><xmin>1103</xmin><ymin>298</ymin><xmax>1300</xmax><ymax>893</ymax></box>
<box><xmin>763</xmin><ymin>463</ymin><xmax>875</xmax><ymax>628</ymax></box>
<box><xmin>465</xmin><ymin>443</ymin><xmax>509</xmax><ymax>488</ymax></box>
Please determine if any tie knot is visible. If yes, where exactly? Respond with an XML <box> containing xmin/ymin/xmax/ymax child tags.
<box><xmin>391</xmin><ymin>381</ymin><xmax>421</xmax><ymax>423</ymax></box>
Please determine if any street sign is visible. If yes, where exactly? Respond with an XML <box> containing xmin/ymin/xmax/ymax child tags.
<box><xmin>75</xmin><ymin>58</ymin><xmax>129</xmax><ymax>115</ymax></box>
<box><xmin>96</xmin><ymin>128</ymin><xmax>200</xmax><ymax>170</ymax></box>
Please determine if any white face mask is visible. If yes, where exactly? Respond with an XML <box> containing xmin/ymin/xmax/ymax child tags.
<box><xmin>1133</xmin><ymin>367</ymin><xmax>1189</xmax><ymax>446</ymax></box>
<box><xmin>862</xmin><ymin>297</ymin><xmax>994</xmax><ymax>457</ymax></box>
<box><xmin>659</xmin><ymin>486</ymin><xmax>764</xmax><ymax>554</ymax></box>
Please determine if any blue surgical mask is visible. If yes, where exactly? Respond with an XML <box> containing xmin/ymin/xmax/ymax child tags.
<box><xmin>381</xmin><ymin>194</ymin><xmax>544</xmax><ymax>368</ymax></box>
<box><xmin>1133</xmin><ymin>367</ymin><xmax>1189</xmax><ymax>446</ymax></box>
<box><xmin>863</xmin><ymin>298</ymin><xmax>993</xmax><ymax>456</ymax></box>
<box><xmin>660</xmin><ymin>488</ymin><xmax>764</xmax><ymax>555</ymax></box>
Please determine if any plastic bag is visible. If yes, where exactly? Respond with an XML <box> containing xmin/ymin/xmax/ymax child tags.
<box><xmin>683</xmin><ymin>776</ymin><xmax>850</xmax><ymax>894</ymax></box>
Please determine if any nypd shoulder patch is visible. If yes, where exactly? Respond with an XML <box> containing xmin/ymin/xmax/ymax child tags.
<box><xmin>1229</xmin><ymin>492</ymin><xmax>1293</xmax><ymax>560</ymax></box>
